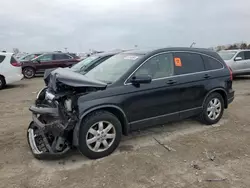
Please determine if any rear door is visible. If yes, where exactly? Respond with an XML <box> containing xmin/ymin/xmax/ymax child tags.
<box><xmin>172</xmin><ymin>52</ymin><xmax>208</xmax><ymax>118</ymax></box>
<box><xmin>53</xmin><ymin>53</ymin><xmax>74</xmax><ymax>68</ymax></box>
<box><xmin>35</xmin><ymin>54</ymin><xmax>53</xmax><ymax>73</ymax></box>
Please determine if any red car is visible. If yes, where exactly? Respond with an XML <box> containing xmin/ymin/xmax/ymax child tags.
<box><xmin>22</xmin><ymin>52</ymin><xmax>80</xmax><ymax>78</ymax></box>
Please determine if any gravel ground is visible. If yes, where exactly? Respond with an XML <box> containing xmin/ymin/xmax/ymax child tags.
<box><xmin>0</xmin><ymin>76</ymin><xmax>250</xmax><ymax>188</ymax></box>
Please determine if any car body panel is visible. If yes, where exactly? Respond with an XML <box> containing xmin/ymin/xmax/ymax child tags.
<box><xmin>21</xmin><ymin>52</ymin><xmax>80</xmax><ymax>75</ymax></box>
<box><xmin>73</xmin><ymin>48</ymin><xmax>233</xmax><ymax>145</ymax></box>
<box><xmin>0</xmin><ymin>52</ymin><xmax>23</xmax><ymax>85</ymax></box>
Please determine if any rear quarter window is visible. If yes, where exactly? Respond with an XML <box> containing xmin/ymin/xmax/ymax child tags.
<box><xmin>173</xmin><ymin>52</ymin><xmax>205</xmax><ymax>75</ymax></box>
<box><xmin>0</xmin><ymin>55</ymin><xmax>6</xmax><ymax>63</ymax></box>
<box><xmin>202</xmin><ymin>55</ymin><xmax>223</xmax><ymax>70</ymax></box>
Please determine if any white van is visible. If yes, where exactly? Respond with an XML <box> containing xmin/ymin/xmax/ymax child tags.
<box><xmin>0</xmin><ymin>52</ymin><xmax>23</xmax><ymax>89</ymax></box>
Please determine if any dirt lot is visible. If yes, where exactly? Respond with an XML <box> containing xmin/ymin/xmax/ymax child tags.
<box><xmin>0</xmin><ymin>77</ymin><xmax>250</xmax><ymax>188</ymax></box>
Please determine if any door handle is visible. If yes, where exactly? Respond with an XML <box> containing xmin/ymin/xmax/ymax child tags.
<box><xmin>166</xmin><ymin>80</ymin><xmax>177</xmax><ymax>85</ymax></box>
<box><xmin>204</xmin><ymin>74</ymin><xmax>211</xmax><ymax>79</ymax></box>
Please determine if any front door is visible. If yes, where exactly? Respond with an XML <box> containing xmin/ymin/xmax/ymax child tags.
<box><xmin>36</xmin><ymin>54</ymin><xmax>53</xmax><ymax>73</ymax></box>
<box><xmin>123</xmin><ymin>52</ymin><xmax>181</xmax><ymax>130</ymax></box>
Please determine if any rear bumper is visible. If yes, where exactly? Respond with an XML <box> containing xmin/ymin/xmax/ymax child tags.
<box><xmin>5</xmin><ymin>74</ymin><xmax>23</xmax><ymax>84</ymax></box>
<box><xmin>227</xmin><ymin>90</ymin><xmax>235</xmax><ymax>105</ymax></box>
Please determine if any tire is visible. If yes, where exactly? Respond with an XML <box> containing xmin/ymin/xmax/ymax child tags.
<box><xmin>0</xmin><ymin>76</ymin><xmax>6</xmax><ymax>89</ymax></box>
<box><xmin>23</xmin><ymin>67</ymin><xmax>35</xmax><ymax>79</ymax></box>
<box><xmin>199</xmin><ymin>92</ymin><xmax>224</xmax><ymax>125</ymax></box>
<box><xmin>78</xmin><ymin>110</ymin><xmax>122</xmax><ymax>159</ymax></box>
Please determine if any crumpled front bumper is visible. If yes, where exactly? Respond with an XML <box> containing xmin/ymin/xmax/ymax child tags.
<box><xmin>28</xmin><ymin>104</ymin><xmax>71</xmax><ymax>159</ymax></box>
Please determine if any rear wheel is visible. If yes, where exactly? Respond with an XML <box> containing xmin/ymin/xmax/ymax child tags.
<box><xmin>78</xmin><ymin>111</ymin><xmax>122</xmax><ymax>159</ymax></box>
<box><xmin>23</xmin><ymin>67</ymin><xmax>35</xmax><ymax>79</ymax></box>
<box><xmin>0</xmin><ymin>76</ymin><xmax>6</xmax><ymax>89</ymax></box>
<box><xmin>199</xmin><ymin>92</ymin><xmax>224</xmax><ymax>125</ymax></box>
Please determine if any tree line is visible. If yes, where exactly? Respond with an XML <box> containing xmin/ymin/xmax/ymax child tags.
<box><xmin>216</xmin><ymin>42</ymin><xmax>250</xmax><ymax>51</ymax></box>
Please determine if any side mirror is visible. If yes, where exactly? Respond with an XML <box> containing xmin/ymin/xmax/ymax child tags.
<box><xmin>235</xmin><ymin>57</ymin><xmax>242</xmax><ymax>61</ymax></box>
<box><xmin>130</xmin><ymin>75</ymin><xmax>152</xmax><ymax>85</ymax></box>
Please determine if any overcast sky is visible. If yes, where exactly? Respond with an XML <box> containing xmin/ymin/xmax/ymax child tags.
<box><xmin>1</xmin><ymin>0</ymin><xmax>250</xmax><ymax>52</ymax></box>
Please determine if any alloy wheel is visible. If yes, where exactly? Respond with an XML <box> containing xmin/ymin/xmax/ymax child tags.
<box><xmin>24</xmin><ymin>68</ymin><xmax>35</xmax><ymax>78</ymax></box>
<box><xmin>86</xmin><ymin>121</ymin><xmax>116</xmax><ymax>152</ymax></box>
<box><xmin>207</xmin><ymin>98</ymin><xmax>222</xmax><ymax>120</ymax></box>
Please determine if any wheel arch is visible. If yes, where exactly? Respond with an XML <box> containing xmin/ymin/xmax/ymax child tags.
<box><xmin>73</xmin><ymin>105</ymin><xmax>129</xmax><ymax>146</ymax></box>
<box><xmin>0</xmin><ymin>74</ymin><xmax>6</xmax><ymax>87</ymax></box>
<box><xmin>202</xmin><ymin>88</ymin><xmax>228</xmax><ymax>109</ymax></box>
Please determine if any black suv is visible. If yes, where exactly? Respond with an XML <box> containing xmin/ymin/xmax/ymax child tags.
<box><xmin>27</xmin><ymin>47</ymin><xmax>234</xmax><ymax>159</ymax></box>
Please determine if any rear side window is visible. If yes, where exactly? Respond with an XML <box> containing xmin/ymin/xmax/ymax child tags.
<box><xmin>173</xmin><ymin>52</ymin><xmax>205</xmax><ymax>75</ymax></box>
<box><xmin>10</xmin><ymin>56</ymin><xmax>18</xmax><ymax>64</ymax></box>
<box><xmin>0</xmin><ymin>55</ymin><xmax>5</xmax><ymax>63</ymax></box>
<box><xmin>202</xmin><ymin>56</ymin><xmax>223</xmax><ymax>70</ymax></box>
<box><xmin>54</xmin><ymin>54</ymin><xmax>72</xmax><ymax>60</ymax></box>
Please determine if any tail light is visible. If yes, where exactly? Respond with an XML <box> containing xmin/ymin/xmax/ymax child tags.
<box><xmin>10</xmin><ymin>56</ymin><xmax>22</xmax><ymax>67</ymax></box>
<box><xmin>226</xmin><ymin>64</ymin><xmax>233</xmax><ymax>81</ymax></box>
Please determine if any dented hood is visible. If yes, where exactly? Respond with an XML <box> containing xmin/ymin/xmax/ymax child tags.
<box><xmin>44</xmin><ymin>68</ymin><xmax>107</xmax><ymax>91</ymax></box>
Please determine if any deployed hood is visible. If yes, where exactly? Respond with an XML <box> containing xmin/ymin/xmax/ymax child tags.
<box><xmin>44</xmin><ymin>68</ymin><xmax>107</xmax><ymax>92</ymax></box>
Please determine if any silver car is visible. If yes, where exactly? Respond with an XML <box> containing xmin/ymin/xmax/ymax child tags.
<box><xmin>218</xmin><ymin>50</ymin><xmax>250</xmax><ymax>76</ymax></box>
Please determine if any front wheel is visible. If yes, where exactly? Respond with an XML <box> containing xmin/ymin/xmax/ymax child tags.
<box><xmin>199</xmin><ymin>92</ymin><xmax>224</xmax><ymax>125</ymax></box>
<box><xmin>78</xmin><ymin>111</ymin><xmax>122</xmax><ymax>159</ymax></box>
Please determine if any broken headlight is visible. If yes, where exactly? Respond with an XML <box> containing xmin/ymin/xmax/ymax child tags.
<box><xmin>64</xmin><ymin>99</ymin><xmax>72</xmax><ymax>112</ymax></box>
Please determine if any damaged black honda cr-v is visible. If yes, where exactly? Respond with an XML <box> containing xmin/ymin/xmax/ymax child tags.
<box><xmin>27</xmin><ymin>47</ymin><xmax>234</xmax><ymax>159</ymax></box>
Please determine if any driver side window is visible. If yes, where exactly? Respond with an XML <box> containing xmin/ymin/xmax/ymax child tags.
<box><xmin>37</xmin><ymin>54</ymin><xmax>53</xmax><ymax>62</ymax></box>
<box><xmin>134</xmin><ymin>53</ymin><xmax>174</xmax><ymax>79</ymax></box>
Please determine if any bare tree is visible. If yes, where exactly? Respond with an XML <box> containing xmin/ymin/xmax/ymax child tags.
<box><xmin>240</xmin><ymin>43</ymin><xmax>247</xmax><ymax>49</ymax></box>
<box><xmin>13</xmin><ymin>48</ymin><xmax>20</xmax><ymax>54</ymax></box>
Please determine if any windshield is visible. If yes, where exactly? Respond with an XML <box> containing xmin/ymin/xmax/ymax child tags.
<box><xmin>85</xmin><ymin>53</ymin><xmax>142</xmax><ymax>83</ymax></box>
<box><xmin>218</xmin><ymin>51</ymin><xmax>237</xmax><ymax>60</ymax></box>
<box><xmin>71</xmin><ymin>56</ymin><xmax>99</xmax><ymax>71</ymax></box>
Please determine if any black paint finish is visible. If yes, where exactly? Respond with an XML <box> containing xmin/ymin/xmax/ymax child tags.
<box><xmin>73</xmin><ymin>47</ymin><xmax>234</xmax><ymax>144</ymax></box>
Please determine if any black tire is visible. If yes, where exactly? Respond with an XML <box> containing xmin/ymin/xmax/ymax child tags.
<box><xmin>199</xmin><ymin>92</ymin><xmax>224</xmax><ymax>125</ymax></box>
<box><xmin>23</xmin><ymin>67</ymin><xmax>35</xmax><ymax>79</ymax></box>
<box><xmin>78</xmin><ymin>110</ymin><xmax>122</xmax><ymax>159</ymax></box>
<box><xmin>0</xmin><ymin>76</ymin><xmax>6</xmax><ymax>89</ymax></box>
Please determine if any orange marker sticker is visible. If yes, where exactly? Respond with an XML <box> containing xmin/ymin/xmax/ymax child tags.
<box><xmin>174</xmin><ymin>57</ymin><xmax>182</xmax><ymax>67</ymax></box>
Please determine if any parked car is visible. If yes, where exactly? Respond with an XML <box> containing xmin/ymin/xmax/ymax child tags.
<box><xmin>70</xmin><ymin>51</ymin><xmax>121</xmax><ymax>74</ymax></box>
<box><xmin>22</xmin><ymin>52</ymin><xmax>80</xmax><ymax>78</ymax></box>
<box><xmin>0</xmin><ymin>52</ymin><xmax>23</xmax><ymax>89</ymax></box>
<box><xmin>27</xmin><ymin>47</ymin><xmax>234</xmax><ymax>160</ymax></box>
<box><xmin>218</xmin><ymin>49</ymin><xmax>250</xmax><ymax>76</ymax></box>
